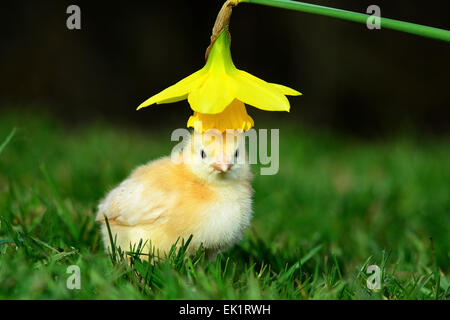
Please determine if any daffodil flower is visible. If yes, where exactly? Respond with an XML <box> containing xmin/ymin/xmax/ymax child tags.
<box><xmin>138</xmin><ymin>28</ymin><xmax>301</xmax><ymax>132</ymax></box>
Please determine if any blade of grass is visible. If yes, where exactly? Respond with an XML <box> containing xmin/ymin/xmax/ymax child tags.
<box><xmin>104</xmin><ymin>215</ymin><xmax>117</xmax><ymax>264</ymax></box>
<box><xmin>430</xmin><ymin>237</ymin><xmax>441</xmax><ymax>299</ymax></box>
<box><xmin>40</xmin><ymin>164</ymin><xmax>79</xmax><ymax>239</ymax></box>
<box><xmin>300</xmin><ymin>244</ymin><xmax>323</xmax><ymax>265</ymax></box>
<box><xmin>2</xmin><ymin>219</ymin><xmax>23</xmax><ymax>247</ymax></box>
<box><xmin>332</xmin><ymin>254</ymin><xmax>343</xmax><ymax>281</ymax></box>
<box><xmin>0</xmin><ymin>128</ymin><xmax>16</xmax><ymax>156</ymax></box>
<box><xmin>241</xmin><ymin>0</ymin><xmax>450</xmax><ymax>42</ymax></box>
<box><xmin>0</xmin><ymin>238</ymin><xmax>21</xmax><ymax>246</ymax></box>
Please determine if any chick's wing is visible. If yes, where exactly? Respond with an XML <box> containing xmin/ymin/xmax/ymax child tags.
<box><xmin>96</xmin><ymin>174</ymin><xmax>171</xmax><ymax>226</ymax></box>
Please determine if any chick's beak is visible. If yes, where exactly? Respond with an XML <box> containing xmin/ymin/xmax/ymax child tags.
<box><xmin>211</xmin><ymin>162</ymin><xmax>233</xmax><ymax>173</ymax></box>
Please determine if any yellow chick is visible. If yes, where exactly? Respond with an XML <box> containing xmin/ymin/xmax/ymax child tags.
<box><xmin>96</xmin><ymin>131</ymin><xmax>253</xmax><ymax>260</ymax></box>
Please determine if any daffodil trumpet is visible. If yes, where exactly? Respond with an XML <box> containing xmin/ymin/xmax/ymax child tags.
<box><xmin>137</xmin><ymin>0</ymin><xmax>301</xmax><ymax>132</ymax></box>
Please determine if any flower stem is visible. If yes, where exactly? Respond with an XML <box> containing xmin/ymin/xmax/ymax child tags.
<box><xmin>240</xmin><ymin>0</ymin><xmax>450</xmax><ymax>42</ymax></box>
<box><xmin>206</xmin><ymin>0</ymin><xmax>238</xmax><ymax>61</ymax></box>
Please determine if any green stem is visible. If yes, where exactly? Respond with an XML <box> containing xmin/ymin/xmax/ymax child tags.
<box><xmin>240</xmin><ymin>0</ymin><xmax>450</xmax><ymax>42</ymax></box>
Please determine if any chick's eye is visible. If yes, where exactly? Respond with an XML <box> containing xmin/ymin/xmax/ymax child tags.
<box><xmin>200</xmin><ymin>150</ymin><xmax>206</xmax><ymax>159</ymax></box>
<box><xmin>234</xmin><ymin>148</ymin><xmax>239</xmax><ymax>158</ymax></box>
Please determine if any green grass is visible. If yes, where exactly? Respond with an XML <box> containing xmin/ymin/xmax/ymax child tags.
<box><xmin>0</xmin><ymin>111</ymin><xmax>449</xmax><ymax>299</ymax></box>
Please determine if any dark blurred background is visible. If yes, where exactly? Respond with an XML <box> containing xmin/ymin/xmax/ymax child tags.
<box><xmin>0</xmin><ymin>0</ymin><xmax>449</xmax><ymax>137</ymax></box>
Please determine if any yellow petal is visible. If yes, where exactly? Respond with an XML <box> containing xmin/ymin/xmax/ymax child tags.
<box><xmin>156</xmin><ymin>93</ymin><xmax>189</xmax><ymax>104</ymax></box>
<box><xmin>188</xmin><ymin>74</ymin><xmax>235</xmax><ymax>114</ymax></box>
<box><xmin>231</xmin><ymin>70</ymin><xmax>291</xmax><ymax>112</ymax></box>
<box><xmin>137</xmin><ymin>69</ymin><xmax>206</xmax><ymax>110</ymax></box>
<box><xmin>270</xmin><ymin>83</ymin><xmax>302</xmax><ymax>96</ymax></box>
<box><xmin>187</xmin><ymin>99</ymin><xmax>254</xmax><ymax>133</ymax></box>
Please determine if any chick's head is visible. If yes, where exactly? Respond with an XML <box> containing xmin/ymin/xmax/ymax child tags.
<box><xmin>182</xmin><ymin>130</ymin><xmax>250</xmax><ymax>184</ymax></box>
